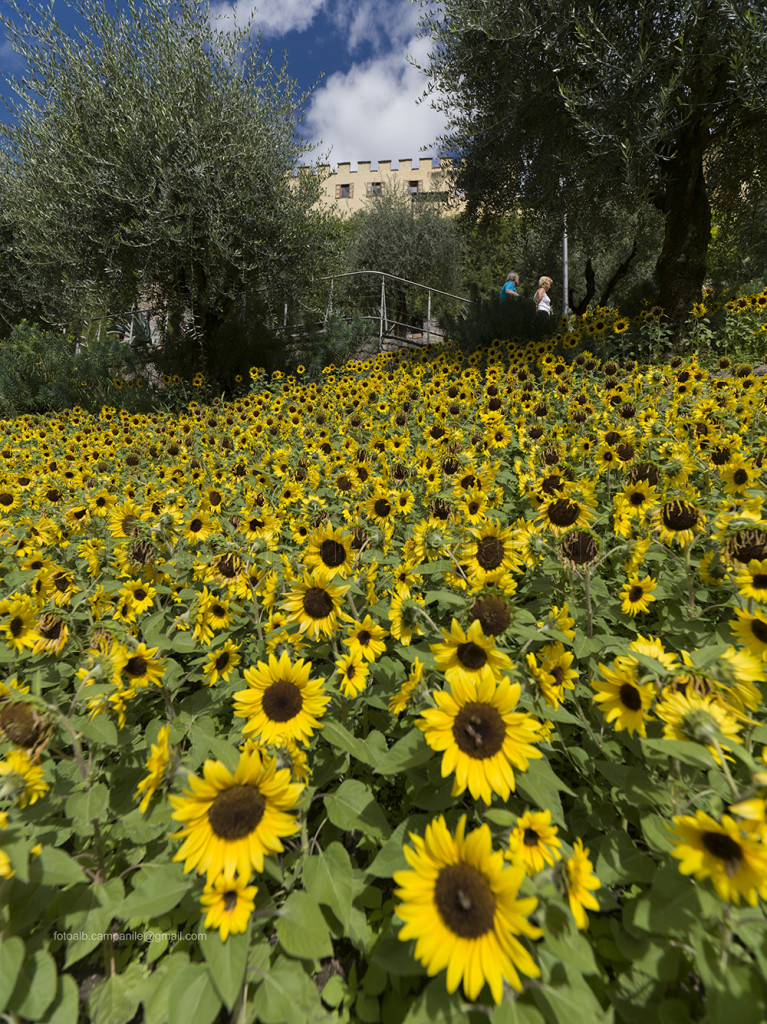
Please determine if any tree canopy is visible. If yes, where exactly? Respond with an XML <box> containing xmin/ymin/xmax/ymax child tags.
<box><xmin>0</xmin><ymin>0</ymin><xmax>329</xmax><ymax>373</ymax></box>
<box><xmin>417</xmin><ymin>0</ymin><xmax>767</xmax><ymax>327</ymax></box>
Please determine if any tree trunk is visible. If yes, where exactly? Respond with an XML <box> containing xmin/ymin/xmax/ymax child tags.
<box><xmin>655</xmin><ymin>126</ymin><xmax>711</xmax><ymax>336</ymax></box>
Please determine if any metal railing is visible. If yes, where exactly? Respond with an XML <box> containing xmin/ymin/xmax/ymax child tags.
<box><xmin>317</xmin><ymin>270</ymin><xmax>471</xmax><ymax>350</ymax></box>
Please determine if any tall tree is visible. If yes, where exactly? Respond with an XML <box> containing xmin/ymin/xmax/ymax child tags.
<box><xmin>416</xmin><ymin>0</ymin><xmax>767</xmax><ymax>329</ymax></box>
<box><xmin>0</xmin><ymin>0</ymin><xmax>329</xmax><ymax>369</ymax></box>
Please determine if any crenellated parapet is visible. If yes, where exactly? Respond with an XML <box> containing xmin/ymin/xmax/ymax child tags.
<box><xmin>295</xmin><ymin>158</ymin><xmax>462</xmax><ymax>215</ymax></box>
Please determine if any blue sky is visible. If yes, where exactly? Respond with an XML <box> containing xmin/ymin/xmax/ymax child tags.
<box><xmin>1</xmin><ymin>0</ymin><xmax>449</xmax><ymax>171</ymax></box>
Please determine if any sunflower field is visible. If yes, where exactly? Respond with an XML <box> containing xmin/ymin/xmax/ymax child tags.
<box><xmin>3</xmin><ymin>306</ymin><xmax>767</xmax><ymax>1024</ymax></box>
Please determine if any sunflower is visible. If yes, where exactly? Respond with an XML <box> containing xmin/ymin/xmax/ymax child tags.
<box><xmin>536</xmin><ymin>496</ymin><xmax>594</xmax><ymax>536</ymax></box>
<box><xmin>194</xmin><ymin>588</ymin><xmax>234</xmax><ymax>645</ymax></box>
<box><xmin>656</xmin><ymin>499</ymin><xmax>705</xmax><ymax>547</ymax></box>
<box><xmin>389</xmin><ymin>658</ymin><xmax>424</xmax><ymax>717</ymax></box>
<box><xmin>343</xmin><ymin>615</ymin><xmax>387</xmax><ymax>662</ymax></box>
<box><xmin>394</xmin><ymin>815</ymin><xmax>541</xmax><ymax>1003</ymax></box>
<box><xmin>304</xmin><ymin>525</ymin><xmax>355</xmax><ymax>581</ymax></box>
<box><xmin>721</xmin><ymin>457</ymin><xmax>760</xmax><ymax>495</ymax></box>
<box><xmin>671</xmin><ymin>810</ymin><xmax>767</xmax><ymax>905</ymax></box>
<box><xmin>418</xmin><ymin>675</ymin><xmax>542</xmax><ymax>803</ymax></box>
<box><xmin>525</xmin><ymin>641</ymin><xmax>578</xmax><ymax>710</ymax></box>
<box><xmin>135</xmin><ymin>725</ymin><xmax>174</xmax><ymax>814</ymax></box>
<box><xmin>591</xmin><ymin>657</ymin><xmax>654</xmax><ymax>737</ymax></box>
<box><xmin>506</xmin><ymin>809</ymin><xmax>562</xmax><ymax>876</ymax></box>
<box><xmin>335</xmin><ymin>649</ymin><xmax>369</xmax><ymax>697</ymax></box>
<box><xmin>170</xmin><ymin>748</ymin><xmax>303</xmax><ymax>881</ymax></box>
<box><xmin>620</xmin><ymin>574</ymin><xmax>658</xmax><ymax>616</ymax></box>
<box><xmin>364</xmin><ymin>488</ymin><xmax>397</xmax><ymax>528</ymax></box>
<box><xmin>200</xmin><ymin>873</ymin><xmax>258</xmax><ymax>940</ymax></box>
<box><xmin>0</xmin><ymin>749</ymin><xmax>49</xmax><ymax>808</ymax></box>
<box><xmin>118</xmin><ymin>580</ymin><xmax>156</xmax><ymax>616</ymax></box>
<box><xmin>563</xmin><ymin>840</ymin><xmax>601</xmax><ymax>930</ymax></box>
<box><xmin>183</xmin><ymin>510</ymin><xmax>213</xmax><ymax>544</ymax></box>
<box><xmin>233</xmin><ymin>652</ymin><xmax>329</xmax><ymax>746</ymax></box>
<box><xmin>735</xmin><ymin>558</ymin><xmax>767</xmax><ymax>603</ymax></box>
<box><xmin>281</xmin><ymin>572</ymin><xmax>349</xmax><ymax>639</ymax></box>
<box><xmin>389</xmin><ymin>593</ymin><xmax>426</xmax><ymax>647</ymax></box>
<box><xmin>431</xmin><ymin>619</ymin><xmax>512</xmax><ymax>688</ymax></box>
<box><xmin>731</xmin><ymin>607</ymin><xmax>767</xmax><ymax>659</ymax></box>
<box><xmin>120</xmin><ymin>643</ymin><xmax>166</xmax><ymax>690</ymax></box>
<box><xmin>655</xmin><ymin>690</ymin><xmax>742</xmax><ymax>764</ymax></box>
<box><xmin>462</xmin><ymin>521</ymin><xmax>520</xmax><ymax>584</ymax></box>
<box><xmin>0</xmin><ymin>594</ymin><xmax>40</xmax><ymax>653</ymax></box>
<box><xmin>202</xmin><ymin>641</ymin><xmax>242</xmax><ymax>686</ymax></box>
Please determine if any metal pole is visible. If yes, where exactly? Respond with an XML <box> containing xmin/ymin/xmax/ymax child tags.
<box><xmin>562</xmin><ymin>208</ymin><xmax>569</xmax><ymax>318</ymax></box>
<box><xmin>379</xmin><ymin>277</ymin><xmax>385</xmax><ymax>351</ymax></box>
<box><xmin>426</xmin><ymin>290</ymin><xmax>431</xmax><ymax>344</ymax></box>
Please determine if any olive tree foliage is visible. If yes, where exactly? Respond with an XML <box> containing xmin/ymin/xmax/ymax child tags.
<box><xmin>416</xmin><ymin>0</ymin><xmax>767</xmax><ymax>329</ymax></box>
<box><xmin>0</xmin><ymin>0</ymin><xmax>330</xmax><ymax>374</ymax></box>
<box><xmin>340</xmin><ymin>183</ymin><xmax>465</xmax><ymax>331</ymax></box>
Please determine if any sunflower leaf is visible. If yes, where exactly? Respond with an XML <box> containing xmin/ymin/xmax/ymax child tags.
<box><xmin>276</xmin><ymin>890</ymin><xmax>333</xmax><ymax>960</ymax></box>
<box><xmin>302</xmin><ymin>841</ymin><xmax>354</xmax><ymax>930</ymax></box>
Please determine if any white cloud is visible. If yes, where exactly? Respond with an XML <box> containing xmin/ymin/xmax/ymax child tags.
<box><xmin>210</xmin><ymin>0</ymin><xmax>328</xmax><ymax>37</ymax></box>
<box><xmin>303</xmin><ymin>36</ymin><xmax>448</xmax><ymax>168</ymax></box>
<box><xmin>333</xmin><ymin>0</ymin><xmax>421</xmax><ymax>55</ymax></box>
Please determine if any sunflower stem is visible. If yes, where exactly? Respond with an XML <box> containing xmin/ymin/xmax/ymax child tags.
<box><xmin>583</xmin><ymin>568</ymin><xmax>593</xmax><ymax>638</ymax></box>
<box><xmin>711</xmin><ymin>737</ymin><xmax>741</xmax><ymax>801</ymax></box>
<box><xmin>684</xmin><ymin>545</ymin><xmax>695</xmax><ymax>614</ymax></box>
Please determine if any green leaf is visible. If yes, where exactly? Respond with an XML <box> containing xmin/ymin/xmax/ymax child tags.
<box><xmin>65</xmin><ymin>783</ymin><xmax>109</xmax><ymax>822</ymax></box>
<box><xmin>595</xmin><ymin>830</ymin><xmax>657</xmax><ymax>884</ymax></box>
<box><xmin>491</xmin><ymin>1001</ymin><xmax>546</xmax><ymax>1024</ymax></box>
<box><xmin>375</xmin><ymin>729</ymin><xmax>432</xmax><ymax>774</ymax></box>
<box><xmin>202</xmin><ymin>924</ymin><xmax>249</xmax><ymax>1010</ymax></box>
<box><xmin>629</xmin><ymin>864</ymin><xmax>703</xmax><ymax>937</ymax></box>
<box><xmin>71</xmin><ymin>713</ymin><xmax>118</xmax><ymax>747</ymax></box>
<box><xmin>323</xmin><ymin>779</ymin><xmax>392</xmax><ymax>840</ymax></box>
<box><xmin>277</xmin><ymin>890</ymin><xmax>333</xmax><ymax>960</ymax></box>
<box><xmin>7</xmin><ymin>949</ymin><xmax>58</xmax><ymax>1021</ymax></box>
<box><xmin>119</xmin><ymin>862</ymin><xmax>191</xmax><ymax>922</ymax></box>
<box><xmin>540</xmin><ymin>904</ymin><xmax>598</xmax><ymax>975</ymax></box>
<box><xmin>167</xmin><ymin>963</ymin><xmax>223</xmax><ymax>1024</ymax></box>
<box><xmin>640</xmin><ymin>812</ymin><xmax>675</xmax><ymax>854</ymax></box>
<box><xmin>516</xmin><ymin>757</ymin><xmax>572</xmax><ymax>825</ymax></box>
<box><xmin>367</xmin><ymin>815</ymin><xmax>429</xmax><ymax>878</ymax></box>
<box><xmin>29</xmin><ymin>846</ymin><xmax>86</xmax><ymax>886</ymax></box>
<box><xmin>88</xmin><ymin>963</ymin><xmax>150</xmax><ymax>1024</ymax></box>
<box><xmin>40</xmin><ymin>975</ymin><xmax>79</xmax><ymax>1024</ymax></box>
<box><xmin>321</xmin><ymin>718</ymin><xmax>376</xmax><ymax>767</ymax></box>
<box><xmin>142</xmin><ymin>953</ymin><xmax>190</xmax><ymax>1024</ymax></box>
<box><xmin>249</xmin><ymin>956</ymin><xmax>326</xmax><ymax>1024</ymax></box>
<box><xmin>303</xmin><ymin>841</ymin><xmax>354</xmax><ymax>929</ymax></box>
<box><xmin>640</xmin><ymin>738</ymin><xmax>716</xmax><ymax>769</ymax></box>
<box><xmin>533</xmin><ymin>954</ymin><xmax>612</xmax><ymax>1024</ymax></box>
<box><xmin>0</xmin><ymin>936</ymin><xmax>25</xmax><ymax>1013</ymax></box>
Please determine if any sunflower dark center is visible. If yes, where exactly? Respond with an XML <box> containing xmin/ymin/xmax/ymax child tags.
<box><xmin>619</xmin><ymin>683</ymin><xmax>642</xmax><ymax>711</ymax></box>
<box><xmin>53</xmin><ymin>573</ymin><xmax>70</xmax><ymax>592</ymax></box>
<box><xmin>0</xmin><ymin>703</ymin><xmax>38</xmax><ymax>746</ymax></box>
<box><xmin>337</xmin><ymin>476</ymin><xmax>353</xmax><ymax>491</ymax></box>
<box><xmin>523</xmin><ymin>828</ymin><xmax>540</xmax><ymax>847</ymax></box>
<box><xmin>214</xmin><ymin>652</ymin><xmax>230</xmax><ymax>671</ymax></box>
<box><xmin>320</xmin><ymin>539</ymin><xmax>347</xmax><ymax>568</ymax></box>
<box><xmin>561</xmin><ymin>532</ymin><xmax>598</xmax><ymax>564</ymax></box>
<box><xmin>452</xmin><ymin>702</ymin><xmax>505</xmax><ymax>759</ymax></box>
<box><xmin>374</xmin><ymin>499</ymin><xmax>392</xmax><ymax>518</ymax></box>
<box><xmin>476</xmin><ymin>537</ymin><xmax>504</xmax><ymax>570</ymax></box>
<box><xmin>629</xmin><ymin>491</ymin><xmax>646</xmax><ymax>506</ymax></box>
<box><xmin>134</xmin><ymin>588</ymin><xmax>147</xmax><ymax>601</ymax></box>
<box><xmin>223</xmin><ymin>891</ymin><xmax>238</xmax><ymax>911</ymax></box>
<box><xmin>733</xmin><ymin>469</ymin><xmax>749</xmax><ymax>486</ymax></box>
<box><xmin>262</xmin><ymin>680</ymin><xmax>303</xmax><ymax>722</ymax></box>
<box><xmin>125</xmin><ymin>656</ymin><xmax>148</xmax><ymax>677</ymax></box>
<box><xmin>303</xmin><ymin>587</ymin><xmax>334</xmax><ymax>619</ymax></box>
<box><xmin>39</xmin><ymin>617</ymin><xmax>62</xmax><ymax>639</ymax></box>
<box><xmin>469</xmin><ymin>596</ymin><xmax>510</xmax><ymax>636</ymax></box>
<box><xmin>457</xmin><ymin>642</ymin><xmax>488</xmax><ymax>671</ymax></box>
<box><xmin>702</xmin><ymin>831</ymin><xmax>743</xmax><ymax>876</ymax></box>
<box><xmin>434</xmin><ymin>863</ymin><xmax>496</xmax><ymax>938</ymax></box>
<box><xmin>208</xmin><ymin>785</ymin><xmax>265</xmax><ymax>840</ymax></box>
<box><xmin>547</xmin><ymin>499</ymin><xmax>581</xmax><ymax>527</ymax></box>
<box><xmin>661</xmin><ymin>501</ymin><xmax>699</xmax><ymax>531</ymax></box>
<box><xmin>752</xmin><ymin>574</ymin><xmax>767</xmax><ymax>589</ymax></box>
<box><xmin>628</xmin><ymin>586</ymin><xmax>645</xmax><ymax>602</ymax></box>
<box><xmin>0</xmin><ymin>492</ymin><xmax>13</xmax><ymax>506</ymax></box>
<box><xmin>9</xmin><ymin>616</ymin><xmax>23</xmax><ymax>637</ymax></box>
<box><xmin>358</xmin><ymin>630</ymin><xmax>371</xmax><ymax>646</ymax></box>
<box><xmin>730</xmin><ymin>530</ymin><xmax>767</xmax><ymax>564</ymax></box>
<box><xmin>751</xmin><ymin>618</ymin><xmax>767</xmax><ymax>643</ymax></box>
<box><xmin>211</xmin><ymin>604</ymin><xmax>227</xmax><ymax>618</ymax></box>
<box><xmin>190</xmin><ymin>518</ymin><xmax>203</xmax><ymax>531</ymax></box>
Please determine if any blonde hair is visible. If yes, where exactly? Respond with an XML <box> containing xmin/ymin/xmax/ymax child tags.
<box><xmin>538</xmin><ymin>276</ymin><xmax>553</xmax><ymax>289</ymax></box>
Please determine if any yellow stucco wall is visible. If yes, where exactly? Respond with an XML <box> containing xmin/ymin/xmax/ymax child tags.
<box><xmin>306</xmin><ymin>158</ymin><xmax>461</xmax><ymax>215</ymax></box>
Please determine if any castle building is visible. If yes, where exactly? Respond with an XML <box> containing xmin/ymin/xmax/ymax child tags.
<box><xmin>310</xmin><ymin>158</ymin><xmax>461</xmax><ymax>215</ymax></box>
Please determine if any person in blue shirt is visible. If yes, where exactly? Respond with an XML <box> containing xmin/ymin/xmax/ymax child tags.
<box><xmin>500</xmin><ymin>271</ymin><xmax>520</xmax><ymax>301</ymax></box>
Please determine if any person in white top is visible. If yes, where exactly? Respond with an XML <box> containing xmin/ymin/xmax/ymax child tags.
<box><xmin>534</xmin><ymin>276</ymin><xmax>553</xmax><ymax>315</ymax></box>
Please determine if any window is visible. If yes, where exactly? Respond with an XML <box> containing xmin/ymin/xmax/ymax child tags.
<box><xmin>367</xmin><ymin>181</ymin><xmax>382</xmax><ymax>197</ymax></box>
<box><xmin>404</xmin><ymin>180</ymin><xmax>421</xmax><ymax>195</ymax></box>
<box><xmin>335</xmin><ymin>183</ymin><xmax>354</xmax><ymax>199</ymax></box>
